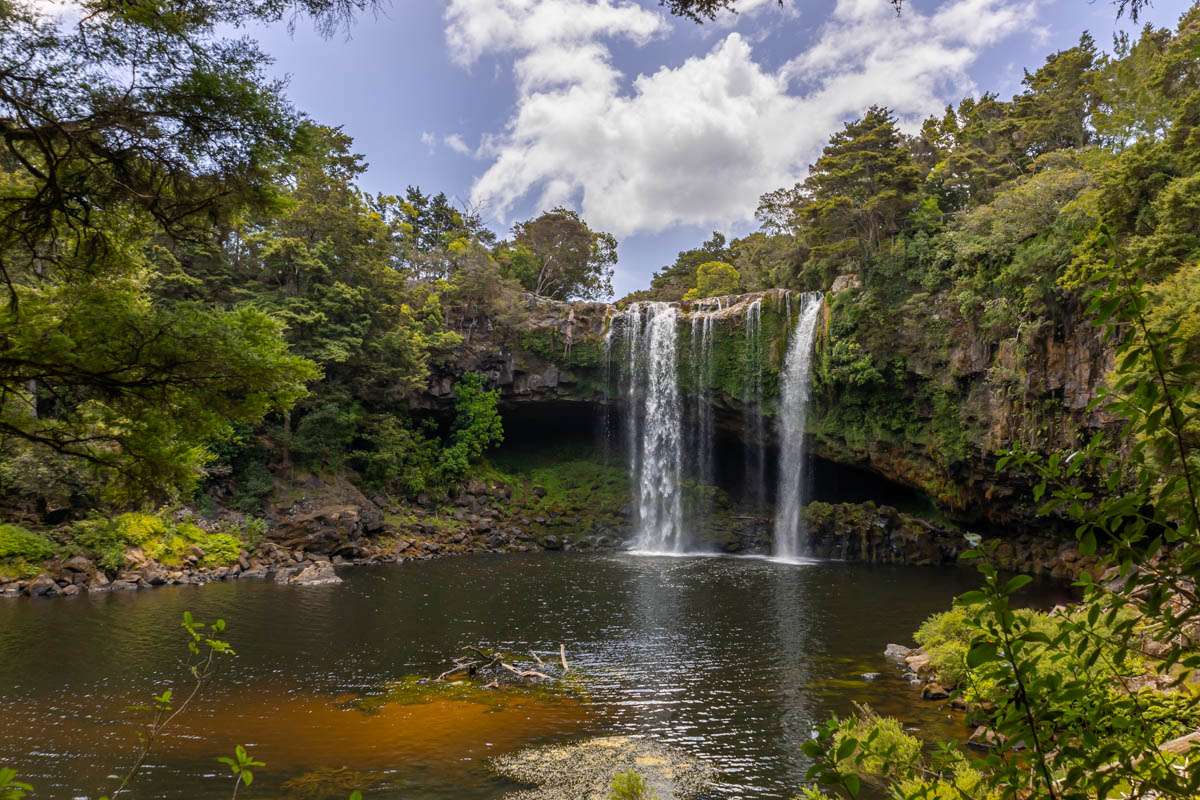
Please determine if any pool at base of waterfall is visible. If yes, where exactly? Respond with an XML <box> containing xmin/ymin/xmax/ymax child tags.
<box><xmin>0</xmin><ymin>553</ymin><xmax>1070</xmax><ymax>799</ymax></box>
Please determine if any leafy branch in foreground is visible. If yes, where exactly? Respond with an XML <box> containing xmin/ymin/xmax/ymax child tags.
<box><xmin>105</xmin><ymin>611</ymin><xmax>235</xmax><ymax>799</ymax></box>
<box><xmin>218</xmin><ymin>745</ymin><xmax>266</xmax><ymax>799</ymax></box>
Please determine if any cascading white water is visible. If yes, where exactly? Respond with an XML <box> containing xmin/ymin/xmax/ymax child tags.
<box><xmin>743</xmin><ymin>298</ymin><xmax>766</xmax><ymax>514</ymax></box>
<box><xmin>773</xmin><ymin>292</ymin><xmax>824</xmax><ymax>561</ymax></box>
<box><xmin>615</xmin><ymin>302</ymin><xmax>686</xmax><ymax>553</ymax></box>
<box><xmin>690</xmin><ymin>299</ymin><xmax>719</xmax><ymax>489</ymax></box>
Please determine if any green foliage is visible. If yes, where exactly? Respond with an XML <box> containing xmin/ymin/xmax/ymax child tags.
<box><xmin>803</xmin><ymin>230</ymin><xmax>1200</xmax><ymax>800</ymax></box>
<box><xmin>216</xmin><ymin>745</ymin><xmax>265</xmax><ymax>795</ymax></box>
<box><xmin>682</xmin><ymin>261</ymin><xmax>741</xmax><ymax>300</ymax></box>
<box><xmin>913</xmin><ymin>607</ymin><xmax>974</xmax><ymax>686</ymax></box>
<box><xmin>505</xmin><ymin>207</ymin><xmax>618</xmax><ymax>300</ymax></box>
<box><xmin>606</xmin><ymin>771</ymin><xmax>659</xmax><ymax>800</ymax></box>
<box><xmin>353</xmin><ymin>372</ymin><xmax>502</xmax><ymax>498</ymax></box>
<box><xmin>71</xmin><ymin>511</ymin><xmax>248</xmax><ymax>573</ymax></box>
<box><xmin>0</xmin><ymin>523</ymin><xmax>55</xmax><ymax>563</ymax></box>
<box><xmin>292</xmin><ymin>403</ymin><xmax>363</xmax><ymax>470</ymax></box>
<box><xmin>0</xmin><ymin>768</ymin><xmax>32</xmax><ymax>800</ymax></box>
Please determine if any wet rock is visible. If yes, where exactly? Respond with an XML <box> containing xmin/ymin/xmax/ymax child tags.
<box><xmin>967</xmin><ymin>726</ymin><xmax>1004</xmax><ymax>750</ymax></box>
<box><xmin>88</xmin><ymin>573</ymin><xmax>111</xmax><ymax>593</ymax></box>
<box><xmin>905</xmin><ymin>652</ymin><xmax>933</xmax><ymax>676</ymax></box>
<box><xmin>538</xmin><ymin>535</ymin><xmax>562</xmax><ymax>551</ymax></box>
<box><xmin>26</xmin><ymin>574</ymin><xmax>60</xmax><ymax>597</ymax></box>
<box><xmin>63</xmin><ymin>555</ymin><xmax>93</xmax><ymax>574</ymax></box>
<box><xmin>921</xmin><ymin>683</ymin><xmax>951</xmax><ymax>700</ymax></box>
<box><xmin>143</xmin><ymin>562</ymin><xmax>169</xmax><ymax>586</ymax></box>
<box><xmin>61</xmin><ymin>584</ymin><xmax>81</xmax><ymax>597</ymax></box>
<box><xmin>288</xmin><ymin>561</ymin><xmax>342</xmax><ymax>586</ymax></box>
<box><xmin>110</xmin><ymin>580</ymin><xmax>138</xmax><ymax>591</ymax></box>
<box><xmin>272</xmin><ymin>567</ymin><xmax>298</xmax><ymax>584</ymax></box>
<box><xmin>884</xmin><ymin>643</ymin><xmax>912</xmax><ymax>661</ymax></box>
<box><xmin>241</xmin><ymin>566</ymin><xmax>268</xmax><ymax>579</ymax></box>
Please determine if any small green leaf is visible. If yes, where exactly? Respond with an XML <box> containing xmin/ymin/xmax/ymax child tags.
<box><xmin>1002</xmin><ymin>574</ymin><xmax>1033</xmax><ymax>595</ymax></box>
<box><xmin>966</xmin><ymin>641</ymin><xmax>999</xmax><ymax>668</ymax></box>
<box><xmin>835</xmin><ymin>736</ymin><xmax>857</xmax><ymax>761</ymax></box>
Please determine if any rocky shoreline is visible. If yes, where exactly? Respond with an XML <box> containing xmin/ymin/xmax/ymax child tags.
<box><xmin>2</xmin><ymin>489</ymin><xmax>1100</xmax><ymax>599</ymax></box>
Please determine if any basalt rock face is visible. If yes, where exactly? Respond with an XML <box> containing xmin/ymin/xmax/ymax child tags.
<box><xmin>414</xmin><ymin>294</ymin><xmax>614</xmax><ymax>410</ymax></box>
<box><xmin>803</xmin><ymin>501</ymin><xmax>1104</xmax><ymax>580</ymax></box>
<box><xmin>419</xmin><ymin>288</ymin><xmax>1116</xmax><ymax>534</ymax></box>
<box><xmin>809</xmin><ymin>287</ymin><xmax>1117</xmax><ymax>532</ymax></box>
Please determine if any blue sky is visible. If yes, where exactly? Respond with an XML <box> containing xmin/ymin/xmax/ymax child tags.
<box><xmin>246</xmin><ymin>0</ymin><xmax>1192</xmax><ymax>297</ymax></box>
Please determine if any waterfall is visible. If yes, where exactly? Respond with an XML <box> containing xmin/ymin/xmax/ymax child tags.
<box><xmin>690</xmin><ymin>300</ymin><xmax>718</xmax><ymax>489</ymax></box>
<box><xmin>743</xmin><ymin>298</ymin><xmax>765</xmax><ymax>515</ymax></box>
<box><xmin>773</xmin><ymin>292</ymin><xmax>824</xmax><ymax>561</ymax></box>
<box><xmin>615</xmin><ymin>302</ymin><xmax>686</xmax><ymax>553</ymax></box>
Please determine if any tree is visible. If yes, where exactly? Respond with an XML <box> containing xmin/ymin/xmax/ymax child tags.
<box><xmin>507</xmin><ymin>208</ymin><xmax>617</xmax><ymax>300</ymax></box>
<box><xmin>767</xmin><ymin>106</ymin><xmax>920</xmax><ymax>278</ymax></box>
<box><xmin>660</xmin><ymin>0</ymin><xmax>1146</xmax><ymax>23</ymax></box>
<box><xmin>0</xmin><ymin>0</ymin><xmax>379</xmax><ymax>499</ymax></box>
<box><xmin>682</xmin><ymin>261</ymin><xmax>741</xmax><ymax>300</ymax></box>
<box><xmin>1011</xmin><ymin>34</ymin><xmax>1099</xmax><ymax>156</ymax></box>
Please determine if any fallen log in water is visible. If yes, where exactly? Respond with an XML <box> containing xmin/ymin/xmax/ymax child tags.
<box><xmin>434</xmin><ymin>645</ymin><xmax>570</xmax><ymax>685</ymax></box>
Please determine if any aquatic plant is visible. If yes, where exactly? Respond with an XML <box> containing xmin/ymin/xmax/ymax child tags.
<box><xmin>606</xmin><ymin>771</ymin><xmax>659</xmax><ymax>800</ymax></box>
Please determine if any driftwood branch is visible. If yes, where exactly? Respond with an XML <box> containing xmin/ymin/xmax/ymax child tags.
<box><xmin>433</xmin><ymin>644</ymin><xmax>570</xmax><ymax>685</ymax></box>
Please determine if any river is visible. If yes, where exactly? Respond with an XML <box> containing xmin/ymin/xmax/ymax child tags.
<box><xmin>0</xmin><ymin>553</ymin><xmax>1069</xmax><ymax>799</ymax></box>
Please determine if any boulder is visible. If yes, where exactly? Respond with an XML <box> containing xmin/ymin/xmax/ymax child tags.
<box><xmin>63</xmin><ymin>555</ymin><xmax>94</xmax><ymax>574</ymax></box>
<box><xmin>143</xmin><ymin>562</ymin><xmax>169</xmax><ymax>586</ymax></box>
<box><xmin>905</xmin><ymin>652</ymin><xmax>933</xmax><ymax>676</ymax></box>
<box><xmin>288</xmin><ymin>561</ymin><xmax>342</xmax><ymax>586</ymax></box>
<box><xmin>884</xmin><ymin>643</ymin><xmax>912</xmax><ymax>661</ymax></box>
<box><xmin>967</xmin><ymin>726</ymin><xmax>1004</xmax><ymax>751</ymax></box>
<box><xmin>26</xmin><ymin>574</ymin><xmax>60</xmax><ymax>597</ymax></box>
<box><xmin>921</xmin><ymin>683</ymin><xmax>951</xmax><ymax>700</ymax></box>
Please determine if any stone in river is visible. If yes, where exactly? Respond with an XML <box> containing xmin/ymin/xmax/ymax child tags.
<box><xmin>288</xmin><ymin>560</ymin><xmax>342</xmax><ymax>586</ymax></box>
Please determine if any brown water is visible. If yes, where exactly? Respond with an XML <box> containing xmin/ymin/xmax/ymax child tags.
<box><xmin>0</xmin><ymin>553</ymin><xmax>1071</xmax><ymax>799</ymax></box>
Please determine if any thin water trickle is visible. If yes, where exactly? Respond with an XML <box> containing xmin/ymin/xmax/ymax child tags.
<box><xmin>773</xmin><ymin>292</ymin><xmax>824</xmax><ymax>561</ymax></box>
<box><xmin>743</xmin><ymin>298</ymin><xmax>766</xmax><ymax>515</ymax></box>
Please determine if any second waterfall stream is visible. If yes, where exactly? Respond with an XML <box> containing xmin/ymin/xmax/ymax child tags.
<box><xmin>773</xmin><ymin>292</ymin><xmax>824</xmax><ymax>561</ymax></box>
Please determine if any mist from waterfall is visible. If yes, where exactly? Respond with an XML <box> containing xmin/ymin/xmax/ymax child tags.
<box><xmin>612</xmin><ymin>302</ymin><xmax>686</xmax><ymax>553</ymax></box>
<box><xmin>773</xmin><ymin>292</ymin><xmax>825</xmax><ymax>562</ymax></box>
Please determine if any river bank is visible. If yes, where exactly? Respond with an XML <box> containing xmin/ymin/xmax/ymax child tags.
<box><xmin>1</xmin><ymin>480</ymin><xmax>1097</xmax><ymax>598</ymax></box>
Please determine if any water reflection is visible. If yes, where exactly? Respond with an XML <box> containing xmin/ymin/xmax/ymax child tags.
<box><xmin>0</xmin><ymin>553</ymin><xmax>1035</xmax><ymax>799</ymax></box>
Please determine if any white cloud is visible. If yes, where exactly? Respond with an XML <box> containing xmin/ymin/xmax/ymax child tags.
<box><xmin>419</xmin><ymin>131</ymin><xmax>437</xmax><ymax>154</ymax></box>
<box><xmin>444</xmin><ymin>133</ymin><xmax>473</xmax><ymax>155</ymax></box>
<box><xmin>449</xmin><ymin>0</ymin><xmax>1036</xmax><ymax>237</ymax></box>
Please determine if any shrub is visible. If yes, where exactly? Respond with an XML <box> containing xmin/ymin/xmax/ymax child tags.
<box><xmin>113</xmin><ymin>513</ymin><xmax>168</xmax><ymax>546</ymax></box>
<box><xmin>198</xmin><ymin>533</ymin><xmax>241</xmax><ymax>567</ymax></box>
<box><xmin>0</xmin><ymin>524</ymin><xmax>55</xmax><ymax>562</ymax></box>
<box><xmin>606</xmin><ymin>771</ymin><xmax>658</xmax><ymax>800</ymax></box>
<box><xmin>914</xmin><ymin>606</ymin><xmax>974</xmax><ymax>686</ymax></box>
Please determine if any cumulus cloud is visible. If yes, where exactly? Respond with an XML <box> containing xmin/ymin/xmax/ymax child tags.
<box><xmin>447</xmin><ymin>0</ymin><xmax>1036</xmax><ymax>237</ymax></box>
